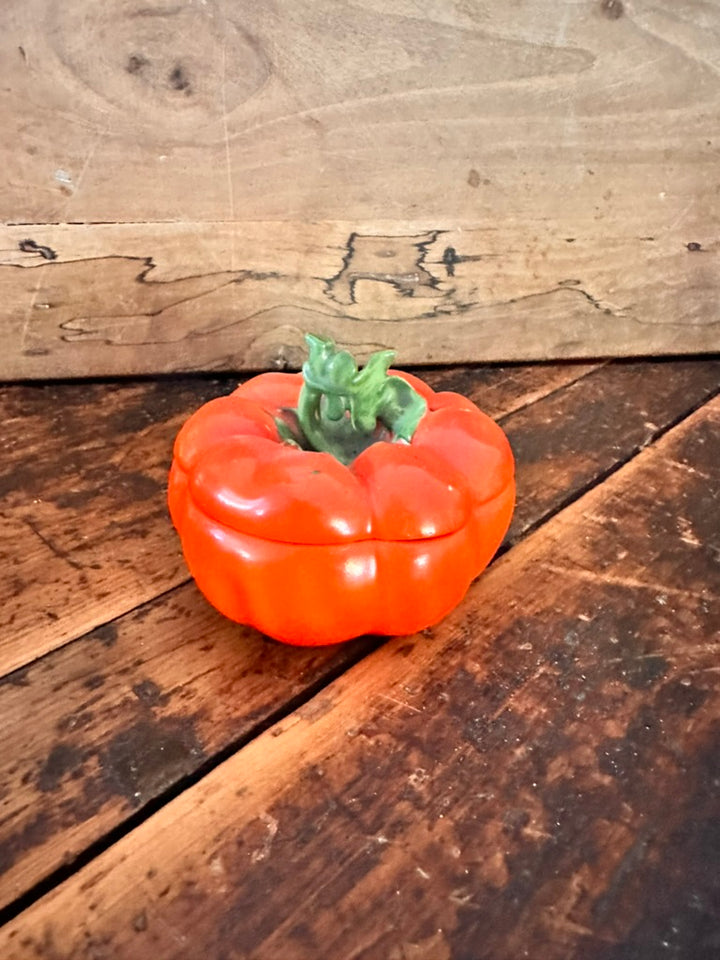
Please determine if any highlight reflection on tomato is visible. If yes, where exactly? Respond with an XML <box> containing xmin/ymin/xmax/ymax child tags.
<box><xmin>169</xmin><ymin>335</ymin><xmax>515</xmax><ymax>646</ymax></box>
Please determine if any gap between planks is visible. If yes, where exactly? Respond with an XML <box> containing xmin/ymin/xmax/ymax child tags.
<box><xmin>1</xmin><ymin>392</ymin><xmax>718</xmax><ymax>958</ymax></box>
<box><xmin>0</xmin><ymin>361</ymin><xmax>603</xmax><ymax>681</ymax></box>
<box><xmin>0</xmin><ymin>379</ymin><xmax>717</xmax><ymax>926</ymax></box>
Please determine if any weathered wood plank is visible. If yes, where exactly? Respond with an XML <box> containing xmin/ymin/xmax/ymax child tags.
<box><xmin>505</xmin><ymin>358</ymin><xmax>720</xmax><ymax>539</ymax></box>
<box><xmin>1</xmin><ymin>1</ymin><xmax>718</xmax><ymax>225</ymax></box>
<box><xmin>2</xmin><ymin>394</ymin><xmax>717</xmax><ymax>960</ymax></box>
<box><xmin>2</xmin><ymin>0</ymin><xmax>719</xmax><ymax>375</ymax></box>
<box><xmin>0</xmin><ymin>359</ymin><xmax>717</xmax><ymax>915</ymax></box>
<box><xmin>0</xmin><ymin>221</ymin><xmax>717</xmax><ymax>378</ymax></box>
<box><xmin>0</xmin><ymin>378</ymin><xmax>229</xmax><ymax>678</ymax></box>
<box><xmin>0</xmin><ymin>362</ymin><xmax>597</xmax><ymax>678</ymax></box>
<box><xmin>0</xmin><ymin>599</ymin><xmax>380</xmax><ymax>913</ymax></box>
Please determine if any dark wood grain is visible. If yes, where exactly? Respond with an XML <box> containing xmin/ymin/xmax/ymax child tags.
<box><xmin>3</xmin><ymin>2</ymin><xmax>719</xmax><ymax>225</ymax></box>
<box><xmin>0</xmin><ymin>361</ymin><xmax>599</xmax><ymax>909</ymax></box>
<box><xmin>0</xmin><ymin>378</ymin><xmax>230</xmax><ymax>676</ymax></box>
<box><xmin>504</xmin><ymin>357</ymin><xmax>720</xmax><ymax>540</ymax></box>
<box><xmin>2</xmin><ymin>393</ymin><xmax>716</xmax><ymax>960</ymax></box>
<box><xmin>0</xmin><ymin>359</ymin><xmax>717</xmax><ymax>919</ymax></box>
<box><xmin>0</xmin><ymin>597</ymin><xmax>379</xmax><ymax>912</ymax></box>
<box><xmin>2</xmin><ymin>1</ymin><xmax>720</xmax><ymax>376</ymax></box>
<box><xmin>3</xmin><ymin>223</ymin><xmax>718</xmax><ymax>380</ymax></box>
<box><xmin>0</xmin><ymin>362</ymin><xmax>598</xmax><ymax>677</ymax></box>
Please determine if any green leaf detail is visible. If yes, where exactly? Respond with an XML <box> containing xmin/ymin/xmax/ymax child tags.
<box><xmin>292</xmin><ymin>334</ymin><xmax>427</xmax><ymax>465</ymax></box>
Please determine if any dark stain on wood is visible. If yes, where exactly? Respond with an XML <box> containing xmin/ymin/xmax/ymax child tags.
<box><xmin>18</xmin><ymin>239</ymin><xmax>57</xmax><ymax>261</ymax></box>
<box><xmin>98</xmin><ymin>716</ymin><xmax>205</xmax><ymax>808</ymax></box>
<box><xmin>126</xmin><ymin>54</ymin><xmax>149</xmax><ymax>75</ymax></box>
<box><xmin>0</xmin><ymin>368</ymin><xmax>717</xmax><ymax>950</ymax></box>
<box><xmin>168</xmin><ymin>64</ymin><xmax>192</xmax><ymax>94</ymax></box>
<box><xmin>0</xmin><ymin>814</ymin><xmax>53</xmax><ymax>877</ymax></box>
<box><xmin>50</xmin><ymin>471</ymin><xmax>162</xmax><ymax>510</ymax></box>
<box><xmin>0</xmin><ymin>379</ymin><xmax>226</xmax><ymax>516</ymax></box>
<box><xmin>589</xmin><ymin>730</ymin><xmax>720</xmax><ymax>959</ymax></box>
<box><xmin>37</xmin><ymin>743</ymin><xmax>86</xmax><ymax>793</ymax></box>
<box><xmin>132</xmin><ymin>679</ymin><xmax>169</xmax><ymax>708</ymax></box>
<box><xmin>106</xmin><ymin>378</ymin><xmax>231</xmax><ymax>435</ymax></box>
<box><xmin>56</xmin><ymin>710</ymin><xmax>94</xmax><ymax>735</ymax></box>
<box><xmin>620</xmin><ymin>654</ymin><xmax>669</xmax><ymax>690</ymax></box>
<box><xmin>655</xmin><ymin>678</ymin><xmax>708</xmax><ymax>718</ymax></box>
<box><xmin>115</xmin><ymin>471</ymin><xmax>163</xmax><ymax>505</ymax></box>
<box><xmin>505</xmin><ymin>358</ymin><xmax>720</xmax><ymax>539</ymax></box>
<box><xmin>0</xmin><ymin>665</ymin><xmax>31</xmax><ymax>689</ymax></box>
<box><xmin>129</xmin><ymin>5</ymin><xmax>183</xmax><ymax>17</ymax></box>
<box><xmin>88</xmin><ymin>623</ymin><xmax>119</xmax><ymax>648</ymax></box>
<box><xmin>442</xmin><ymin>245</ymin><xmax>459</xmax><ymax>276</ymax></box>
<box><xmin>60</xmin><ymin>398</ymin><xmax>712</xmax><ymax>960</ymax></box>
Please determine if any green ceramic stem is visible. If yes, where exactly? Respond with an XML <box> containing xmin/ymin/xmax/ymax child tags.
<box><xmin>293</xmin><ymin>334</ymin><xmax>427</xmax><ymax>465</ymax></box>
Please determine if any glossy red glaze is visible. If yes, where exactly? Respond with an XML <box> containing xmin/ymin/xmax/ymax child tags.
<box><xmin>169</xmin><ymin>371</ymin><xmax>515</xmax><ymax>645</ymax></box>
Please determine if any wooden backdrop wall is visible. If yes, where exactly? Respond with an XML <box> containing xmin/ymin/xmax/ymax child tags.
<box><xmin>1</xmin><ymin>0</ymin><xmax>718</xmax><ymax>379</ymax></box>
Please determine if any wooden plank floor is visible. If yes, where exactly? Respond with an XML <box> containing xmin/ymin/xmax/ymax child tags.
<box><xmin>0</xmin><ymin>358</ymin><xmax>718</xmax><ymax>959</ymax></box>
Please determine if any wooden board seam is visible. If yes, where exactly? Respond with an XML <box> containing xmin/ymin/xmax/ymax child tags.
<box><xmin>1</xmin><ymin>387</ymin><xmax>716</xmax><ymax>927</ymax></box>
<box><xmin>2</xmin><ymin>392</ymin><xmax>717</xmax><ymax>957</ymax></box>
<box><xmin>0</xmin><ymin>360</ymin><xmax>604</xmax><ymax>681</ymax></box>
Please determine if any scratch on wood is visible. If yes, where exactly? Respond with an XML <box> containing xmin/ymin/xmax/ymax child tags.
<box><xmin>677</xmin><ymin>516</ymin><xmax>702</xmax><ymax>547</ymax></box>
<box><xmin>377</xmin><ymin>693</ymin><xmax>423</xmax><ymax>714</ymax></box>
<box><xmin>251</xmin><ymin>813</ymin><xmax>279</xmax><ymax>863</ymax></box>
<box><xmin>22</xmin><ymin>517</ymin><xmax>84</xmax><ymax>571</ymax></box>
<box><xmin>543</xmin><ymin>564</ymin><xmax>710</xmax><ymax>603</ymax></box>
<box><xmin>62</xmin><ymin>127</ymin><xmax>109</xmax><ymax>215</ymax></box>
<box><xmin>19</xmin><ymin>268</ymin><xmax>45</xmax><ymax>353</ymax></box>
<box><xmin>668</xmin><ymin>458</ymin><xmax>713</xmax><ymax>482</ymax></box>
<box><xmin>220</xmin><ymin>41</ymin><xmax>236</xmax><ymax>266</ymax></box>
